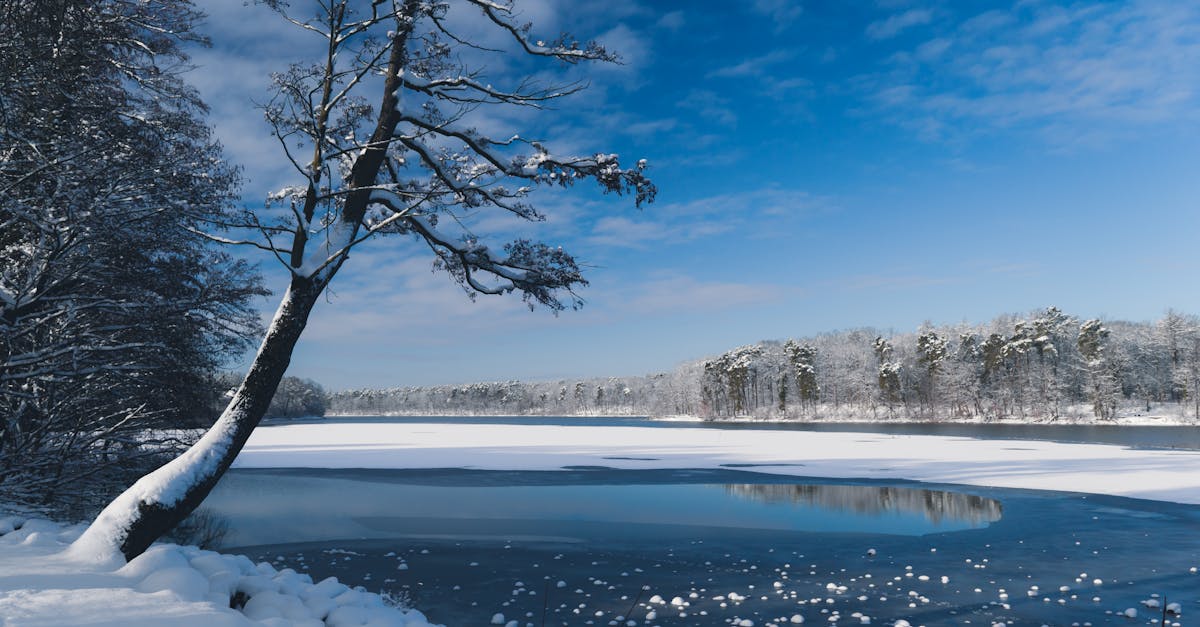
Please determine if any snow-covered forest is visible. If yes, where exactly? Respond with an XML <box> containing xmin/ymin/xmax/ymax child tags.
<box><xmin>0</xmin><ymin>0</ymin><xmax>265</xmax><ymax>512</ymax></box>
<box><xmin>330</xmin><ymin>307</ymin><xmax>1200</xmax><ymax>422</ymax></box>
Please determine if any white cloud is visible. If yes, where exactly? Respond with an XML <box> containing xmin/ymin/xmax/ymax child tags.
<box><xmin>186</xmin><ymin>1</ymin><xmax>320</xmax><ymax>199</ymax></box>
<box><xmin>616</xmin><ymin>274</ymin><xmax>791</xmax><ymax>316</ymax></box>
<box><xmin>863</xmin><ymin>0</ymin><xmax>1200</xmax><ymax>146</ymax></box>
<box><xmin>584</xmin><ymin>188</ymin><xmax>835</xmax><ymax>249</ymax></box>
<box><xmin>913</xmin><ymin>37</ymin><xmax>951</xmax><ymax>61</ymax></box>
<box><xmin>621</xmin><ymin>118</ymin><xmax>679</xmax><ymax>137</ymax></box>
<box><xmin>595</xmin><ymin>23</ymin><xmax>650</xmax><ymax>74</ymax></box>
<box><xmin>300</xmin><ymin>249</ymin><xmax>560</xmax><ymax>346</ymax></box>
<box><xmin>656</xmin><ymin>11</ymin><xmax>685</xmax><ymax>31</ymax></box>
<box><xmin>677</xmin><ymin>89</ymin><xmax>738</xmax><ymax>126</ymax></box>
<box><xmin>587</xmin><ymin>215</ymin><xmax>730</xmax><ymax>249</ymax></box>
<box><xmin>707</xmin><ymin>49</ymin><xmax>799</xmax><ymax>79</ymax></box>
<box><xmin>866</xmin><ymin>8</ymin><xmax>934</xmax><ymax>40</ymax></box>
<box><xmin>751</xmin><ymin>0</ymin><xmax>805</xmax><ymax>31</ymax></box>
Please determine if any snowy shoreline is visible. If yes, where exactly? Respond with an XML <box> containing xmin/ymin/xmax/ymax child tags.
<box><xmin>237</xmin><ymin>422</ymin><xmax>1200</xmax><ymax>505</ymax></box>
<box><xmin>321</xmin><ymin>411</ymin><xmax>1200</xmax><ymax>427</ymax></box>
<box><xmin>0</xmin><ymin>514</ymin><xmax>440</xmax><ymax>627</ymax></box>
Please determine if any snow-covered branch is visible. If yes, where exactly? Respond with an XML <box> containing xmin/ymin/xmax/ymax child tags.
<box><xmin>405</xmin><ymin>214</ymin><xmax>585</xmax><ymax>311</ymax></box>
<box><xmin>463</xmin><ymin>0</ymin><xmax>619</xmax><ymax>64</ymax></box>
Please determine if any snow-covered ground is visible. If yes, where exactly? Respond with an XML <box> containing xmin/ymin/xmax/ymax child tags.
<box><xmin>236</xmin><ymin>422</ymin><xmax>1200</xmax><ymax>504</ymax></box>
<box><xmin>0</xmin><ymin>515</ymin><xmax>439</xmax><ymax>626</ymax></box>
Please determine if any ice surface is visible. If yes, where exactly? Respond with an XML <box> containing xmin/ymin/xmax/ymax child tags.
<box><xmin>235</xmin><ymin>422</ymin><xmax>1200</xmax><ymax>504</ymax></box>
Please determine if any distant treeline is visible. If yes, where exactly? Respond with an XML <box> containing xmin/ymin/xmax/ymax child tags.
<box><xmin>209</xmin><ymin>374</ymin><xmax>328</xmax><ymax>420</ymax></box>
<box><xmin>328</xmin><ymin>308</ymin><xmax>1200</xmax><ymax>423</ymax></box>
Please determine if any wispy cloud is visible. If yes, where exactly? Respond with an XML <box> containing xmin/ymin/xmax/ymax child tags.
<box><xmin>622</xmin><ymin>118</ymin><xmax>679</xmax><ymax>136</ymax></box>
<box><xmin>594</xmin><ymin>23</ymin><xmax>650</xmax><ymax>74</ymax></box>
<box><xmin>616</xmin><ymin>274</ymin><xmax>792</xmax><ymax>316</ymax></box>
<box><xmin>866</xmin><ymin>8</ymin><xmax>934</xmax><ymax>40</ymax></box>
<box><xmin>862</xmin><ymin>0</ymin><xmax>1200</xmax><ymax>146</ymax></box>
<box><xmin>584</xmin><ymin>188</ymin><xmax>836</xmax><ymax>249</ymax></box>
<box><xmin>750</xmin><ymin>0</ymin><xmax>805</xmax><ymax>31</ymax></box>
<box><xmin>656</xmin><ymin>10</ymin><xmax>685</xmax><ymax>31</ymax></box>
<box><xmin>677</xmin><ymin>89</ymin><xmax>738</xmax><ymax>126</ymax></box>
<box><xmin>708</xmin><ymin>49</ymin><xmax>798</xmax><ymax>79</ymax></box>
<box><xmin>300</xmin><ymin>250</ymin><xmax>561</xmax><ymax>345</ymax></box>
<box><xmin>587</xmin><ymin>215</ymin><xmax>731</xmax><ymax>249</ymax></box>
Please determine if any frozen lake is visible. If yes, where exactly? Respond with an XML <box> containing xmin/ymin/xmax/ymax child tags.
<box><xmin>204</xmin><ymin>467</ymin><xmax>1200</xmax><ymax>626</ymax></box>
<box><xmin>207</xmin><ymin>417</ymin><xmax>1200</xmax><ymax>624</ymax></box>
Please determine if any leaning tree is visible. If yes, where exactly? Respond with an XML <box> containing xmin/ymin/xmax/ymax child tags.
<box><xmin>70</xmin><ymin>0</ymin><xmax>655</xmax><ymax>561</ymax></box>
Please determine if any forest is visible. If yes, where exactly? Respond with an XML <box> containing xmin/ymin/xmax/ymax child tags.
<box><xmin>0</xmin><ymin>0</ymin><xmax>267</xmax><ymax>513</ymax></box>
<box><xmin>330</xmin><ymin>307</ymin><xmax>1200</xmax><ymax>422</ymax></box>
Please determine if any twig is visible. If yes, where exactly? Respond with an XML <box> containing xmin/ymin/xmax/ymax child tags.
<box><xmin>623</xmin><ymin>586</ymin><xmax>646</xmax><ymax>624</ymax></box>
<box><xmin>541</xmin><ymin>580</ymin><xmax>549</xmax><ymax>627</ymax></box>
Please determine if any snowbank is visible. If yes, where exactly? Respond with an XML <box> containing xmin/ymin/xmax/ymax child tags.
<box><xmin>236</xmin><ymin>422</ymin><xmax>1200</xmax><ymax>504</ymax></box>
<box><xmin>0</xmin><ymin>514</ymin><xmax>440</xmax><ymax>627</ymax></box>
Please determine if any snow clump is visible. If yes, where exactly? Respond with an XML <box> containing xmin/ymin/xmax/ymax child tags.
<box><xmin>0</xmin><ymin>514</ymin><xmax>439</xmax><ymax>626</ymax></box>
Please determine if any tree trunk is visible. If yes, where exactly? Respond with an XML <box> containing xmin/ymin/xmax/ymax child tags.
<box><xmin>68</xmin><ymin>276</ymin><xmax>324</xmax><ymax>562</ymax></box>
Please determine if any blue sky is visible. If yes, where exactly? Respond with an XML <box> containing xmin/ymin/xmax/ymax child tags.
<box><xmin>188</xmin><ymin>0</ymin><xmax>1200</xmax><ymax>390</ymax></box>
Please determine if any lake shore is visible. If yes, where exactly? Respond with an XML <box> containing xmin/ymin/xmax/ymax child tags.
<box><xmin>236</xmin><ymin>421</ymin><xmax>1200</xmax><ymax>504</ymax></box>
<box><xmin>321</xmin><ymin>410</ymin><xmax>1200</xmax><ymax>427</ymax></box>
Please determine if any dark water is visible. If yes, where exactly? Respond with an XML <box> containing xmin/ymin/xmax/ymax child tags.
<box><xmin>204</xmin><ymin>468</ymin><xmax>1200</xmax><ymax>626</ymax></box>
<box><xmin>291</xmin><ymin>414</ymin><xmax>1200</xmax><ymax>450</ymax></box>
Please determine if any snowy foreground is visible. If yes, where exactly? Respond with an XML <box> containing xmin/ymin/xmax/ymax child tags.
<box><xmin>0</xmin><ymin>515</ymin><xmax>439</xmax><ymax>626</ymax></box>
<box><xmin>236</xmin><ymin>422</ymin><xmax>1200</xmax><ymax>504</ymax></box>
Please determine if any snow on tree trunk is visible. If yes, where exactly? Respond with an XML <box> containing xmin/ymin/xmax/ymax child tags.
<box><xmin>68</xmin><ymin>277</ymin><xmax>323</xmax><ymax>562</ymax></box>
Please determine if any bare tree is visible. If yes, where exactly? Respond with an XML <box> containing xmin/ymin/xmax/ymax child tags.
<box><xmin>71</xmin><ymin>0</ymin><xmax>654</xmax><ymax>561</ymax></box>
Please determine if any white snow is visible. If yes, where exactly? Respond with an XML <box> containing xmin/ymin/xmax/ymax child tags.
<box><xmin>295</xmin><ymin>219</ymin><xmax>356</xmax><ymax>280</ymax></box>
<box><xmin>235</xmin><ymin>422</ymin><xmax>1200</xmax><ymax>504</ymax></box>
<box><xmin>67</xmin><ymin>412</ymin><xmax>246</xmax><ymax>563</ymax></box>
<box><xmin>0</xmin><ymin>515</ymin><xmax>439</xmax><ymax>627</ymax></box>
<box><xmin>10</xmin><ymin>421</ymin><xmax>1200</xmax><ymax>625</ymax></box>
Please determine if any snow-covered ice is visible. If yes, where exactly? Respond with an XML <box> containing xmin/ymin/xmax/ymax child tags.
<box><xmin>235</xmin><ymin>422</ymin><xmax>1200</xmax><ymax>504</ymax></box>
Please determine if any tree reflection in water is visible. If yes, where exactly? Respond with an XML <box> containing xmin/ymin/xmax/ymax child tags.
<box><xmin>724</xmin><ymin>483</ymin><xmax>1002</xmax><ymax>525</ymax></box>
